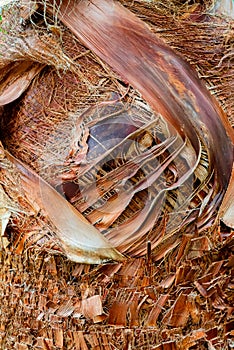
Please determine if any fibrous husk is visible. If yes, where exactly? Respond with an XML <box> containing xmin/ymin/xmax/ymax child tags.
<box><xmin>1</xmin><ymin>0</ymin><xmax>234</xmax><ymax>261</ymax></box>
<box><xmin>0</xmin><ymin>0</ymin><xmax>234</xmax><ymax>348</ymax></box>
<box><xmin>0</xmin><ymin>233</ymin><xmax>233</xmax><ymax>348</ymax></box>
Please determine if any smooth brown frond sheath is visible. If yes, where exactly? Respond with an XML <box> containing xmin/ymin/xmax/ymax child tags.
<box><xmin>56</xmin><ymin>0</ymin><xmax>234</xmax><ymax>252</ymax></box>
<box><xmin>6</xmin><ymin>151</ymin><xmax>125</xmax><ymax>264</ymax></box>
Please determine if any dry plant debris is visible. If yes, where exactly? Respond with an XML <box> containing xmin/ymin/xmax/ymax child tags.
<box><xmin>0</xmin><ymin>238</ymin><xmax>233</xmax><ymax>349</ymax></box>
<box><xmin>0</xmin><ymin>0</ymin><xmax>233</xmax><ymax>349</ymax></box>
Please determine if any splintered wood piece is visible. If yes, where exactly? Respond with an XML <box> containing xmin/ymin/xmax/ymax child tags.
<box><xmin>187</xmin><ymin>236</ymin><xmax>211</xmax><ymax>259</ymax></box>
<box><xmin>108</xmin><ymin>300</ymin><xmax>128</xmax><ymax>326</ymax></box>
<box><xmin>73</xmin><ymin>331</ymin><xmax>89</xmax><ymax>350</ymax></box>
<box><xmin>53</xmin><ymin>328</ymin><xmax>63</xmax><ymax>349</ymax></box>
<box><xmin>162</xmin><ymin>292</ymin><xmax>190</xmax><ymax>327</ymax></box>
<box><xmin>56</xmin><ymin>299</ymin><xmax>75</xmax><ymax>317</ymax></box>
<box><xmin>177</xmin><ymin>329</ymin><xmax>206</xmax><ymax>350</ymax></box>
<box><xmin>147</xmin><ymin>294</ymin><xmax>169</xmax><ymax>327</ymax></box>
<box><xmin>81</xmin><ymin>295</ymin><xmax>103</xmax><ymax>321</ymax></box>
<box><xmin>194</xmin><ymin>281</ymin><xmax>208</xmax><ymax>298</ymax></box>
<box><xmin>160</xmin><ymin>275</ymin><xmax>175</xmax><ymax>289</ymax></box>
<box><xmin>129</xmin><ymin>292</ymin><xmax>141</xmax><ymax>327</ymax></box>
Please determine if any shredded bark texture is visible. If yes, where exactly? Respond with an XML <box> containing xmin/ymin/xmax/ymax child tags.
<box><xmin>0</xmin><ymin>0</ymin><xmax>233</xmax><ymax>348</ymax></box>
<box><xmin>0</xmin><ymin>236</ymin><xmax>233</xmax><ymax>349</ymax></box>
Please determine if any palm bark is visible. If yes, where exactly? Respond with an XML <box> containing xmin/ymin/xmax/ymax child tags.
<box><xmin>0</xmin><ymin>1</ymin><xmax>233</xmax><ymax>349</ymax></box>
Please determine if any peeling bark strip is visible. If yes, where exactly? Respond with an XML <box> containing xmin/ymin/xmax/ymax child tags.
<box><xmin>1</xmin><ymin>0</ymin><xmax>233</xmax><ymax>265</ymax></box>
<box><xmin>57</xmin><ymin>0</ymin><xmax>234</xmax><ymax>224</ymax></box>
<box><xmin>0</xmin><ymin>61</ymin><xmax>44</xmax><ymax>105</ymax></box>
<box><xmin>6</xmin><ymin>151</ymin><xmax>124</xmax><ymax>264</ymax></box>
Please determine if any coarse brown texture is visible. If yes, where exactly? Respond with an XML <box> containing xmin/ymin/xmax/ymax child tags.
<box><xmin>1</xmin><ymin>0</ymin><xmax>234</xmax><ymax>259</ymax></box>
<box><xmin>0</xmin><ymin>228</ymin><xmax>233</xmax><ymax>349</ymax></box>
<box><xmin>0</xmin><ymin>0</ymin><xmax>234</xmax><ymax>348</ymax></box>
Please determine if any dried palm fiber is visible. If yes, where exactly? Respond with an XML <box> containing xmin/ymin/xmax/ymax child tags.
<box><xmin>0</xmin><ymin>0</ymin><xmax>234</xmax><ymax>263</ymax></box>
<box><xmin>0</xmin><ymin>1</ymin><xmax>234</xmax><ymax>349</ymax></box>
<box><xmin>57</xmin><ymin>0</ymin><xmax>234</xmax><ymax>237</ymax></box>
